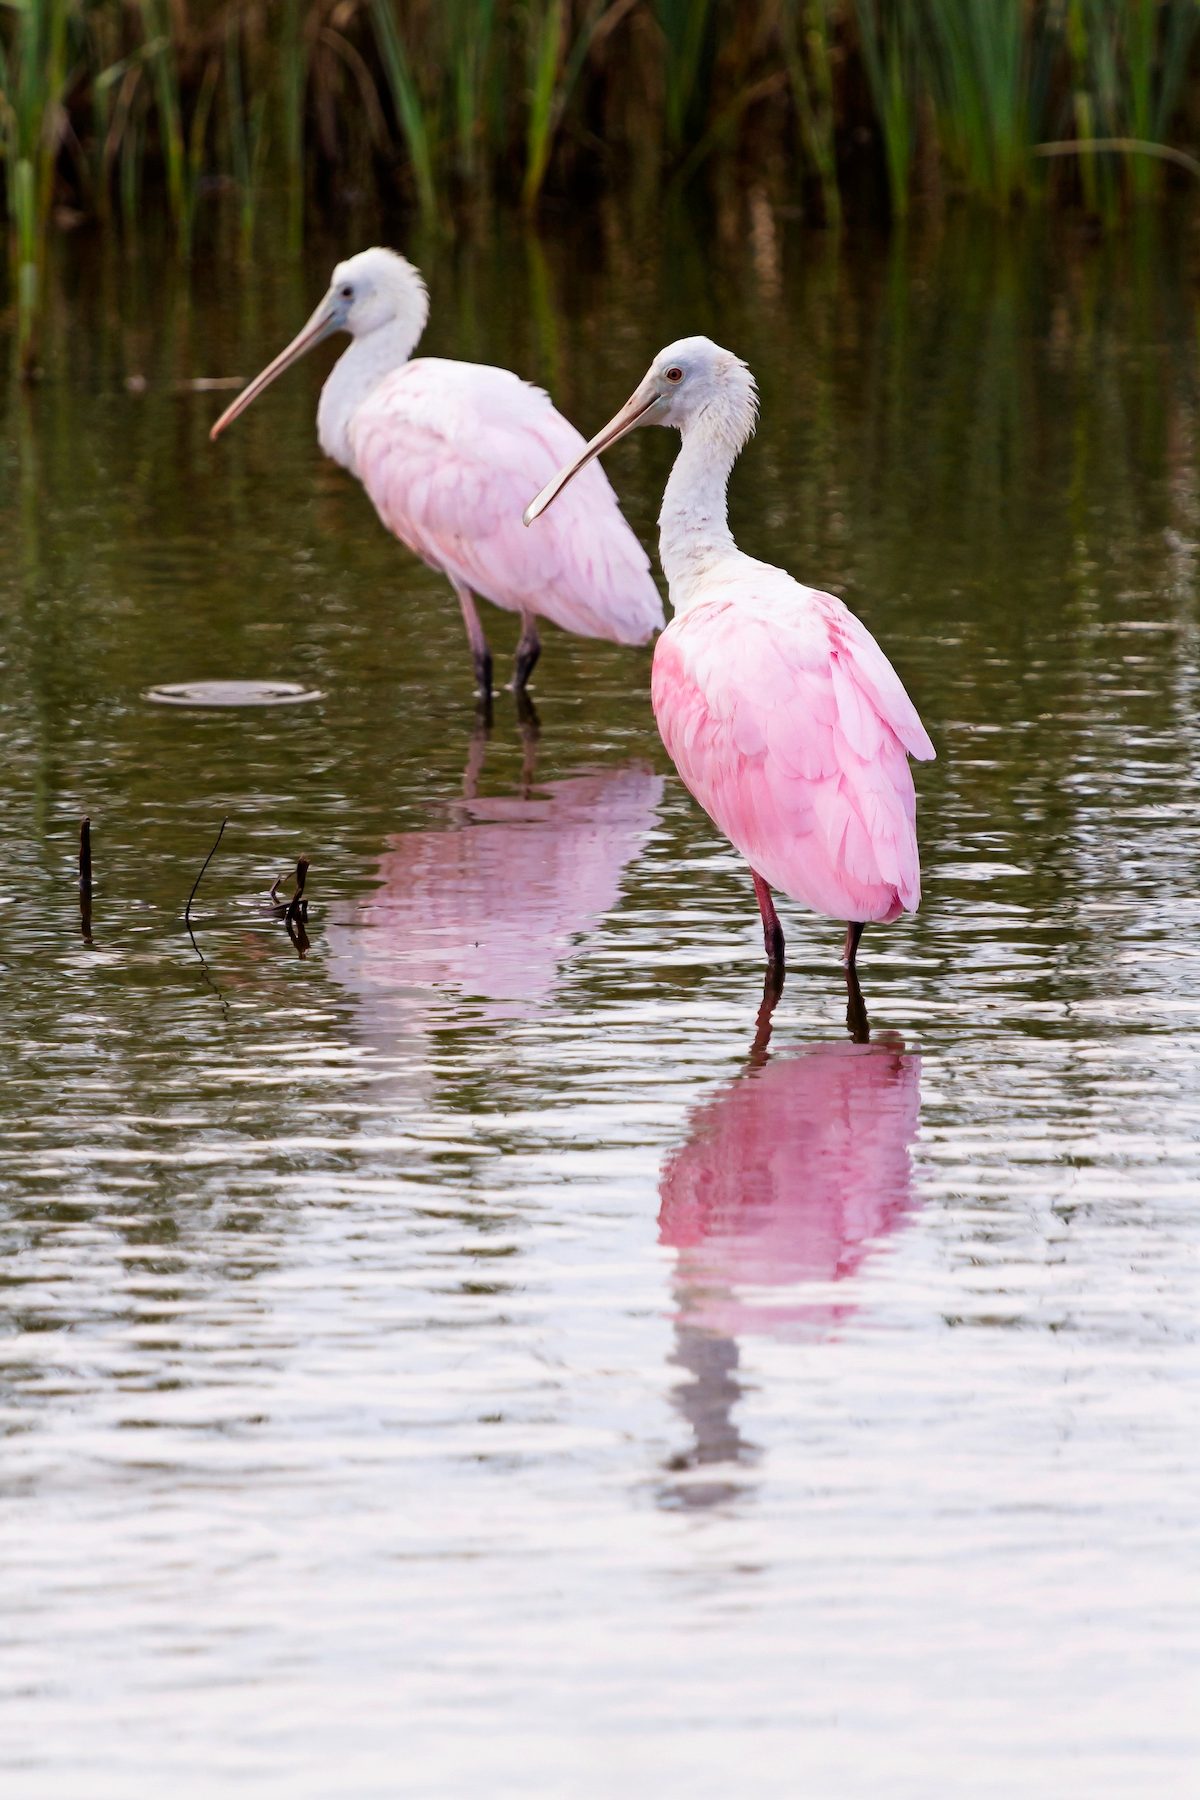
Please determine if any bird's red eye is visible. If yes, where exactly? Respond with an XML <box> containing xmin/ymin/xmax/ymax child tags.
<box><xmin>666</xmin><ymin>366</ymin><xmax>684</xmax><ymax>382</ymax></box>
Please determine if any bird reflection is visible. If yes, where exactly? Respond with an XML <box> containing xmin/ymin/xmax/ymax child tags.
<box><xmin>324</xmin><ymin>742</ymin><xmax>664</xmax><ymax>1049</ymax></box>
<box><xmin>465</xmin><ymin>690</ymin><xmax>542</xmax><ymax>798</ymax></box>
<box><xmin>657</xmin><ymin>976</ymin><xmax>922</xmax><ymax>1509</ymax></box>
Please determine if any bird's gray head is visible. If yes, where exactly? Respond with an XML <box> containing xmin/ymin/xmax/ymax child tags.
<box><xmin>523</xmin><ymin>335</ymin><xmax>757</xmax><ymax>527</ymax></box>
<box><xmin>208</xmin><ymin>245</ymin><xmax>429</xmax><ymax>443</ymax></box>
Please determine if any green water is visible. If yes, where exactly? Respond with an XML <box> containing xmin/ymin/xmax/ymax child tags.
<box><xmin>1</xmin><ymin>211</ymin><xmax>1197</xmax><ymax>1796</ymax></box>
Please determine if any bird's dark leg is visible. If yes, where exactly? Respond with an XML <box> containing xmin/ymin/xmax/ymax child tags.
<box><xmin>453</xmin><ymin>579</ymin><xmax>493</xmax><ymax>698</ymax></box>
<box><xmin>511</xmin><ymin>611</ymin><xmax>541</xmax><ymax>692</ymax></box>
<box><xmin>751</xmin><ymin>870</ymin><xmax>785</xmax><ymax>971</ymax></box>
<box><xmin>842</xmin><ymin>921</ymin><xmax>865</xmax><ymax>969</ymax></box>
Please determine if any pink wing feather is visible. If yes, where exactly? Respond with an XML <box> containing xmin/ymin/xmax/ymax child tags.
<box><xmin>652</xmin><ymin>577</ymin><xmax>935</xmax><ymax>925</ymax></box>
<box><xmin>347</xmin><ymin>358</ymin><xmax>664</xmax><ymax>644</ymax></box>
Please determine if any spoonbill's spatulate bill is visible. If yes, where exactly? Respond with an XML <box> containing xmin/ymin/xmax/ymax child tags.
<box><xmin>210</xmin><ymin>248</ymin><xmax>663</xmax><ymax>695</ymax></box>
<box><xmin>524</xmin><ymin>336</ymin><xmax>935</xmax><ymax>972</ymax></box>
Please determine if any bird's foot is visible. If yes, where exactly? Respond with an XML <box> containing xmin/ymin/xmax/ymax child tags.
<box><xmin>473</xmin><ymin>651</ymin><xmax>494</xmax><ymax>700</ymax></box>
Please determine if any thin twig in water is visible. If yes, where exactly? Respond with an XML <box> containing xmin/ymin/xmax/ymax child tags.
<box><xmin>186</xmin><ymin>815</ymin><xmax>228</xmax><ymax>924</ymax></box>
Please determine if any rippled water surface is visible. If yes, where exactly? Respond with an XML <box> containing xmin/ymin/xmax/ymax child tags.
<box><xmin>2</xmin><ymin>214</ymin><xmax>1198</xmax><ymax>1796</ymax></box>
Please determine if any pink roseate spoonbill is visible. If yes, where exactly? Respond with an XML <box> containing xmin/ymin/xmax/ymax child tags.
<box><xmin>524</xmin><ymin>336</ymin><xmax>935</xmax><ymax>972</ymax></box>
<box><xmin>209</xmin><ymin>248</ymin><xmax>663</xmax><ymax>695</ymax></box>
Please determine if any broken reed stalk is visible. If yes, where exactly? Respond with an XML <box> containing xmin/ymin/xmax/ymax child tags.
<box><xmin>284</xmin><ymin>856</ymin><xmax>311</xmax><ymax>958</ymax></box>
<box><xmin>185</xmin><ymin>815</ymin><xmax>228</xmax><ymax>924</ymax></box>
<box><xmin>285</xmin><ymin>855</ymin><xmax>310</xmax><ymax>925</ymax></box>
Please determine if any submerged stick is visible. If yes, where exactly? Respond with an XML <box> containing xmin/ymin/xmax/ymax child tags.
<box><xmin>285</xmin><ymin>856</ymin><xmax>310</xmax><ymax>926</ymax></box>
<box><xmin>284</xmin><ymin>857</ymin><xmax>311</xmax><ymax>959</ymax></box>
<box><xmin>185</xmin><ymin>815</ymin><xmax>228</xmax><ymax>924</ymax></box>
<box><xmin>79</xmin><ymin>816</ymin><xmax>93</xmax><ymax>941</ymax></box>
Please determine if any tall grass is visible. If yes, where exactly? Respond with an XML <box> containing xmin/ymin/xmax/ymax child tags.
<box><xmin>1054</xmin><ymin>0</ymin><xmax>1200</xmax><ymax>209</ymax></box>
<box><xmin>368</xmin><ymin>0</ymin><xmax>437</xmax><ymax>221</ymax></box>
<box><xmin>854</xmin><ymin>0</ymin><xmax>922</xmax><ymax>220</ymax></box>
<box><xmin>1</xmin><ymin>0</ymin><xmax>73</xmax><ymax>367</ymax></box>
<box><xmin>778</xmin><ymin>0</ymin><xmax>841</xmax><ymax>225</ymax></box>
<box><xmin>920</xmin><ymin>0</ymin><xmax>1044</xmax><ymax>208</ymax></box>
<box><xmin>5</xmin><ymin>0</ymin><xmax>1200</xmax><ymax>336</ymax></box>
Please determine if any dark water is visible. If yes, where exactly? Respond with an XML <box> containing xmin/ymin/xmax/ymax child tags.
<box><xmin>1</xmin><ymin>210</ymin><xmax>1198</xmax><ymax>1795</ymax></box>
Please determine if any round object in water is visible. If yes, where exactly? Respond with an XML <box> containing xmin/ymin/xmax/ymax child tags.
<box><xmin>146</xmin><ymin>680</ymin><xmax>323</xmax><ymax>708</ymax></box>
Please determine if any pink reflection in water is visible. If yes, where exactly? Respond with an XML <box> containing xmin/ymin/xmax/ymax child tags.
<box><xmin>327</xmin><ymin>762</ymin><xmax>664</xmax><ymax>1030</ymax></box>
<box><xmin>659</xmin><ymin>1038</ymin><xmax>923</xmax><ymax>1343</ymax></box>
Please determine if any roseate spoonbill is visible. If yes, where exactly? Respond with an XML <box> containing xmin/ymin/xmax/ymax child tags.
<box><xmin>524</xmin><ymin>336</ymin><xmax>935</xmax><ymax>971</ymax></box>
<box><xmin>209</xmin><ymin>248</ymin><xmax>663</xmax><ymax>695</ymax></box>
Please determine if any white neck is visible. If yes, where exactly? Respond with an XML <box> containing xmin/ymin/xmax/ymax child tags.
<box><xmin>657</xmin><ymin>416</ymin><xmax>739</xmax><ymax>608</ymax></box>
<box><xmin>318</xmin><ymin>320</ymin><xmax>418</xmax><ymax>470</ymax></box>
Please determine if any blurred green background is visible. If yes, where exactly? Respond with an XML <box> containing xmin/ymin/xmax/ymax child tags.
<box><xmin>6</xmin><ymin>2</ymin><xmax>1200</xmax><ymax>363</ymax></box>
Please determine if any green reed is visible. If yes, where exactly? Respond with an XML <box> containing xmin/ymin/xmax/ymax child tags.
<box><xmin>225</xmin><ymin>9</ymin><xmax>268</xmax><ymax>257</ymax></box>
<box><xmin>1</xmin><ymin>0</ymin><xmax>73</xmax><ymax>368</ymax></box>
<box><xmin>280</xmin><ymin>0</ymin><xmax>308</xmax><ymax>250</ymax></box>
<box><xmin>446</xmin><ymin>0</ymin><xmax>498</xmax><ymax>187</ymax></box>
<box><xmin>853</xmin><ymin>0</ymin><xmax>921</xmax><ymax>219</ymax></box>
<box><xmin>656</xmin><ymin>0</ymin><xmax>719</xmax><ymax>154</ymax></box>
<box><xmin>523</xmin><ymin>0</ymin><xmax>608</xmax><ymax>209</ymax></box>
<box><xmin>368</xmin><ymin>0</ymin><xmax>437</xmax><ymax>221</ymax></box>
<box><xmin>919</xmin><ymin>0</ymin><xmax>1049</xmax><ymax>209</ymax></box>
<box><xmin>778</xmin><ymin>0</ymin><xmax>841</xmax><ymax>225</ymax></box>
<box><xmin>1058</xmin><ymin>0</ymin><xmax>1200</xmax><ymax>207</ymax></box>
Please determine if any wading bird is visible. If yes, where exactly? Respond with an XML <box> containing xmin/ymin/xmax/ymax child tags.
<box><xmin>209</xmin><ymin>248</ymin><xmax>663</xmax><ymax>695</ymax></box>
<box><xmin>524</xmin><ymin>337</ymin><xmax>935</xmax><ymax>972</ymax></box>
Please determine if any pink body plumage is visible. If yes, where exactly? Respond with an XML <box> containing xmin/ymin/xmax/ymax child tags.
<box><xmin>349</xmin><ymin>358</ymin><xmax>662</xmax><ymax>647</ymax></box>
<box><xmin>652</xmin><ymin>575</ymin><xmax>934</xmax><ymax>927</ymax></box>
